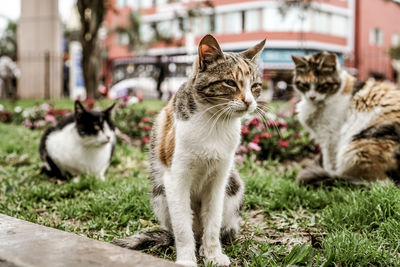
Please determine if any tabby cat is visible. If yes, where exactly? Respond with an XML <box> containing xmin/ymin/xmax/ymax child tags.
<box><xmin>292</xmin><ymin>51</ymin><xmax>400</xmax><ymax>185</ymax></box>
<box><xmin>114</xmin><ymin>35</ymin><xmax>265</xmax><ymax>266</ymax></box>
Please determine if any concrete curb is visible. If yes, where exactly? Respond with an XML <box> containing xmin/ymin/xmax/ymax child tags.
<box><xmin>0</xmin><ymin>214</ymin><xmax>179</xmax><ymax>267</ymax></box>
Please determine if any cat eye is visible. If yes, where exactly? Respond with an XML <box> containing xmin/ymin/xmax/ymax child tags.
<box><xmin>94</xmin><ymin>125</ymin><xmax>101</xmax><ymax>131</ymax></box>
<box><xmin>251</xmin><ymin>83</ymin><xmax>262</xmax><ymax>88</ymax></box>
<box><xmin>224</xmin><ymin>79</ymin><xmax>237</xmax><ymax>87</ymax></box>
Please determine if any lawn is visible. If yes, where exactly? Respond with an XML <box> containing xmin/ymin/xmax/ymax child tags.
<box><xmin>1</xmin><ymin>100</ymin><xmax>400</xmax><ymax>266</ymax></box>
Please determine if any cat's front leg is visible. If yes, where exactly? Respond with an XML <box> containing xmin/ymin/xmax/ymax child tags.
<box><xmin>200</xmin><ymin>161</ymin><xmax>231</xmax><ymax>266</ymax></box>
<box><xmin>163</xmin><ymin>168</ymin><xmax>197</xmax><ymax>267</ymax></box>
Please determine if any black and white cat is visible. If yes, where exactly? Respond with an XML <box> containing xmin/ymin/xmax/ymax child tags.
<box><xmin>39</xmin><ymin>101</ymin><xmax>116</xmax><ymax>180</ymax></box>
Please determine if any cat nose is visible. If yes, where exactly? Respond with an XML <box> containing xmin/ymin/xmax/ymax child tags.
<box><xmin>309</xmin><ymin>96</ymin><xmax>316</xmax><ymax>101</ymax></box>
<box><xmin>244</xmin><ymin>100</ymin><xmax>252</xmax><ymax>108</ymax></box>
<box><xmin>106</xmin><ymin>136</ymin><xmax>110</xmax><ymax>141</ymax></box>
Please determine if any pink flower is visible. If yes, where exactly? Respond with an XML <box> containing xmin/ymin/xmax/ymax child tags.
<box><xmin>241</xmin><ymin>125</ymin><xmax>250</xmax><ymax>134</ymax></box>
<box><xmin>45</xmin><ymin>114</ymin><xmax>57</xmax><ymax>124</ymax></box>
<box><xmin>142</xmin><ymin>136</ymin><xmax>150</xmax><ymax>143</ymax></box>
<box><xmin>260</xmin><ymin>132</ymin><xmax>273</xmax><ymax>138</ymax></box>
<box><xmin>237</xmin><ymin>145</ymin><xmax>248</xmax><ymax>153</ymax></box>
<box><xmin>279</xmin><ymin>140</ymin><xmax>289</xmax><ymax>148</ymax></box>
<box><xmin>141</xmin><ymin>117</ymin><xmax>149</xmax><ymax>123</ymax></box>
<box><xmin>235</xmin><ymin>155</ymin><xmax>245</xmax><ymax>163</ymax></box>
<box><xmin>248</xmin><ymin>142</ymin><xmax>261</xmax><ymax>151</ymax></box>
<box><xmin>23</xmin><ymin>120</ymin><xmax>33</xmax><ymax>128</ymax></box>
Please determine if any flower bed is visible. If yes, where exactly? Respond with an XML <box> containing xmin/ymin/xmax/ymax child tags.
<box><xmin>0</xmin><ymin>100</ymin><xmax>316</xmax><ymax>161</ymax></box>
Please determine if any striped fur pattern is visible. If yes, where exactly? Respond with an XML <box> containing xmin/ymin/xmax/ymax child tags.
<box><xmin>139</xmin><ymin>35</ymin><xmax>265</xmax><ymax>267</ymax></box>
<box><xmin>293</xmin><ymin>52</ymin><xmax>400</xmax><ymax>185</ymax></box>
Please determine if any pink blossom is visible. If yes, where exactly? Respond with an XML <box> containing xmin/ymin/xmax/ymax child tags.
<box><xmin>142</xmin><ymin>136</ymin><xmax>150</xmax><ymax>143</ymax></box>
<box><xmin>114</xmin><ymin>128</ymin><xmax>121</xmax><ymax>135</ymax></box>
<box><xmin>141</xmin><ymin>117</ymin><xmax>150</xmax><ymax>123</ymax></box>
<box><xmin>237</xmin><ymin>145</ymin><xmax>248</xmax><ymax>153</ymax></box>
<box><xmin>248</xmin><ymin>142</ymin><xmax>261</xmax><ymax>151</ymax></box>
<box><xmin>235</xmin><ymin>155</ymin><xmax>245</xmax><ymax>163</ymax></box>
<box><xmin>23</xmin><ymin>120</ymin><xmax>33</xmax><ymax>128</ymax></box>
<box><xmin>45</xmin><ymin>114</ymin><xmax>57</xmax><ymax>124</ymax></box>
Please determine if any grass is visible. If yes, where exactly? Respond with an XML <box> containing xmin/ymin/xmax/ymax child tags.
<box><xmin>1</xmin><ymin>100</ymin><xmax>400</xmax><ymax>266</ymax></box>
<box><xmin>0</xmin><ymin>98</ymin><xmax>165</xmax><ymax>111</ymax></box>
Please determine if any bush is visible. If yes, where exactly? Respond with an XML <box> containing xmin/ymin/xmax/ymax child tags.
<box><xmin>238</xmin><ymin>102</ymin><xmax>316</xmax><ymax>161</ymax></box>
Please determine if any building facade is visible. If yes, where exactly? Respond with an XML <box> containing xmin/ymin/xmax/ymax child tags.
<box><xmin>105</xmin><ymin>0</ymin><xmax>400</xmax><ymax>95</ymax></box>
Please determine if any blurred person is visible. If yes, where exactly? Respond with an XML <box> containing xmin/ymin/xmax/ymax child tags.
<box><xmin>0</xmin><ymin>53</ymin><xmax>20</xmax><ymax>99</ymax></box>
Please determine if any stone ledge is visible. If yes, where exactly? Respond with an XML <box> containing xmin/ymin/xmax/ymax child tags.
<box><xmin>0</xmin><ymin>214</ymin><xmax>179</xmax><ymax>267</ymax></box>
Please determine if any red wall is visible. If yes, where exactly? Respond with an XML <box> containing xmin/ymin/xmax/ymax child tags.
<box><xmin>355</xmin><ymin>0</ymin><xmax>400</xmax><ymax>81</ymax></box>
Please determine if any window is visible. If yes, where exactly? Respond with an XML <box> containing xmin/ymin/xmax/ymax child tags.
<box><xmin>225</xmin><ymin>12</ymin><xmax>242</xmax><ymax>34</ymax></box>
<box><xmin>370</xmin><ymin>28</ymin><xmax>384</xmax><ymax>46</ymax></box>
<box><xmin>139</xmin><ymin>23</ymin><xmax>155</xmax><ymax>42</ymax></box>
<box><xmin>392</xmin><ymin>33</ymin><xmax>400</xmax><ymax>46</ymax></box>
<box><xmin>139</xmin><ymin>0</ymin><xmax>153</xmax><ymax>9</ymax></box>
<box><xmin>330</xmin><ymin>14</ymin><xmax>348</xmax><ymax>37</ymax></box>
<box><xmin>313</xmin><ymin>10</ymin><xmax>330</xmax><ymax>34</ymax></box>
<box><xmin>118</xmin><ymin>32</ymin><xmax>129</xmax><ymax>46</ymax></box>
<box><xmin>245</xmin><ymin>9</ymin><xmax>260</xmax><ymax>32</ymax></box>
<box><xmin>263</xmin><ymin>7</ymin><xmax>309</xmax><ymax>32</ymax></box>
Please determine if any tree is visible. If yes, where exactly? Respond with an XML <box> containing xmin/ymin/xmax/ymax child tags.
<box><xmin>76</xmin><ymin>0</ymin><xmax>108</xmax><ymax>99</ymax></box>
<box><xmin>0</xmin><ymin>18</ymin><xmax>17</xmax><ymax>60</ymax></box>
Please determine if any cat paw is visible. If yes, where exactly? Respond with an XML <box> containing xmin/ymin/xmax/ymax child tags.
<box><xmin>175</xmin><ymin>260</ymin><xmax>197</xmax><ymax>267</ymax></box>
<box><xmin>205</xmin><ymin>253</ymin><xmax>230</xmax><ymax>266</ymax></box>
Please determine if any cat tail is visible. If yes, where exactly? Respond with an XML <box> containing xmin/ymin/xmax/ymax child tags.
<box><xmin>296</xmin><ymin>165</ymin><xmax>364</xmax><ymax>186</ymax></box>
<box><xmin>112</xmin><ymin>229</ymin><xmax>174</xmax><ymax>250</ymax></box>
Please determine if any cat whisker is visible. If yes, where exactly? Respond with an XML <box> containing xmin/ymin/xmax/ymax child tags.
<box><xmin>197</xmin><ymin>104</ymin><xmax>230</xmax><ymax>134</ymax></box>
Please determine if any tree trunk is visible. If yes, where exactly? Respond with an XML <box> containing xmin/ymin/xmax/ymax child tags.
<box><xmin>77</xmin><ymin>0</ymin><xmax>106</xmax><ymax>99</ymax></box>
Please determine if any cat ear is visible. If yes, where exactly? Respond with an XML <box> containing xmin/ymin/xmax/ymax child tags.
<box><xmin>103</xmin><ymin>102</ymin><xmax>116</xmax><ymax>115</ymax></box>
<box><xmin>74</xmin><ymin>100</ymin><xmax>86</xmax><ymax>116</ymax></box>
<box><xmin>319</xmin><ymin>53</ymin><xmax>337</xmax><ymax>72</ymax></box>
<box><xmin>240</xmin><ymin>39</ymin><xmax>266</xmax><ymax>62</ymax></box>
<box><xmin>291</xmin><ymin>56</ymin><xmax>308</xmax><ymax>72</ymax></box>
<box><xmin>198</xmin><ymin>34</ymin><xmax>224</xmax><ymax>70</ymax></box>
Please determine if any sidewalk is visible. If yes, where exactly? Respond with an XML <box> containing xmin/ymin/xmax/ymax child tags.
<box><xmin>0</xmin><ymin>214</ymin><xmax>179</xmax><ymax>267</ymax></box>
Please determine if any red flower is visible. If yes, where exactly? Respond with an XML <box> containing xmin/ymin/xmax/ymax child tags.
<box><xmin>85</xmin><ymin>98</ymin><xmax>95</xmax><ymax>110</ymax></box>
<box><xmin>241</xmin><ymin>125</ymin><xmax>250</xmax><ymax>134</ymax></box>
<box><xmin>142</xmin><ymin>136</ymin><xmax>150</xmax><ymax>143</ymax></box>
<box><xmin>141</xmin><ymin>117</ymin><xmax>149</xmax><ymax>123</ymax></box>
<box><xmin>142</xmin><ymin>125</ymin><xmax>152</xmax><ymax>131</ymax></box>
<box><xmin>249</xmin><ymin>117</ymin><xmax>261</xmax><ymax>126</ymax></box>
<box><xmin>260</xmin><ymin>132</ymin><xmax>273</xmax><ymax>138</ymax></box>
<box><xmin>252</xmin><ymin>135</ymin><xmax>261</xmax><ymax>144</ymax></box>
<box><xmin>279</xmin><ymin>140</ymin><xmax>289</xmax><ymax>147</ymax></box>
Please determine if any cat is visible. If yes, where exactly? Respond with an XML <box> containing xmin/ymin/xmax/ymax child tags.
<box><xmin>292</xmin><ymin>51</ymin><xmax>400</xmax><ymax>185</ymax></box>
<box><xmin>113</xmin><ymin>34</ymin><xmax>266</xmax><ymax>267</ymax></box>
<box><xmin>39</xmin><ymin>100</ymin><xmax>116</xmax><ymax>181</ymax></box>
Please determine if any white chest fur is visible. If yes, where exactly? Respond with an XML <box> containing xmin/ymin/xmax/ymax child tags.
<box><xmin>297</xmin><ymin>94</ymin><xmax>351</xmax><ymax>172</ymax></box>
<box><xmin>175</xmin><ymin>113</ymin><xmax>241</xmax><ymax>160</ymax></box>
<box><xmin>46</xmin><ymin>123</ymin><xmax>114</xmax><ymax>179</ymax></box>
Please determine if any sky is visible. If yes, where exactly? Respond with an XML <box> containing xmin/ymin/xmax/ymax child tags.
<box><xmin>0</xmin><ymin>0</ymin><xmax>76</xmax><ymax>33</ymax></box>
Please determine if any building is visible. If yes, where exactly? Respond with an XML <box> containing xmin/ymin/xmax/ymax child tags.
<box><xmin>353</xmin><ymin>0</ymin><xmax>400</xmax><ymax>81</ymax></box>
<box><xmin>105</xmin><ymin>0</ymin><xmax>400</xmax><ymax>98</ymax></box>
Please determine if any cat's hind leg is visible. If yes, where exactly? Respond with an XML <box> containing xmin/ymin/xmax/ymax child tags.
<box><xmin>221</xmin><ymin>168</ymin><xmax>244</xmax><ymax>244</ymax></box>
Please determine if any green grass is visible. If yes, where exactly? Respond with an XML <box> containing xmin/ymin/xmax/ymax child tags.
<box><xmin>1</xmin><ymin>101</ymin><xmax>400</xmax><ymax>266</ymax></box>
<box><xmin>0</xmin><ymin>98</ymin><xmax>165</xmax><ymax>111</ymax></box>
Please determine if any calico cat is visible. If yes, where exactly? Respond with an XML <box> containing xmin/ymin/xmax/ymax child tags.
<box><xmin>114</xmin><ymin>35</ymin><xmax>265</xmax><ymax>266</ymax></box>
<box><xmin>39</xmin><ymin>101</ymin><xmax>116</xmax><ymax>181</ymax></box>
<box><xmin>292</xmin><ymin>51</ymin><xmax>400</xmax><ymax>185</ymax></box>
